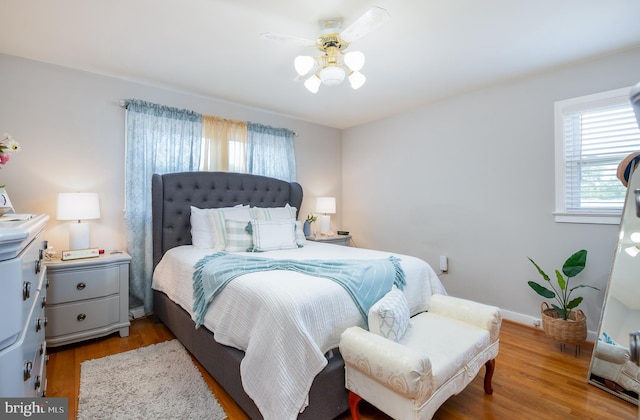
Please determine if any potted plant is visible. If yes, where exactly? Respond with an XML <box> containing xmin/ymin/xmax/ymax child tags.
<box><xmin>527</xmin><ymin>249</ymin><xmax>599</xmax><ymax>345</ymax></box>
<box><xmin>303</xmin><ymin>214</ymin><xmax>317</xmax><ymax>237</ymax></box>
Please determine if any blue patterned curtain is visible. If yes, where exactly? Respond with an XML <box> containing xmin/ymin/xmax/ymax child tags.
<box><xmin>125</xmin><ymin>99</ymin><xmax>202</xmax><ymax>313</ymax></box>
<box><xmin>247</xmin><ymin>122</ymin><xmax>296</xmax><ymax>181</ymax></box>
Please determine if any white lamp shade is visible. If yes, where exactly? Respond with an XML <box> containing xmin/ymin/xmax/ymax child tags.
<box><xmin>319</xmin><ymin>66</ymin><xmax>345</xmax><ymax>86</ymax></box>
<box><xmin>344</xmin><ymin>51</ymin><xmax>365</xmax><ymax>72</ymax></box>
<box><xmin>349</xmin><ymin>71</ymin><xmax>366</xmax><ymax>90</ymax></box>
<box><xmin>294</xmin><ymin>55</ymin><xmax>315</xmax><ymax>76</ymax></box>
<box><xmin>57</xmin><ymin>193</ymin><xmax>101</xmax><ymax>221</ymax></box>
<box><xmin>316</xmin><ymin>197</ymin><xmax>336</xmax><ymax>214</ymax></box>
<box><xmin>304</xmin><ymin>75</ymin><xmax>321</xmax><ymax>93</ymax></box>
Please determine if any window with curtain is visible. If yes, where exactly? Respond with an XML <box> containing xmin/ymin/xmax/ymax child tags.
<box><xmin>554</xmin><ymin>87</ymin><xmax>640</xmax><ymax>224</ymax></box>
<box><xmin>247</xmin><ymin>122</ymin><xmax>297</xmax><ymax>182</ymax></box>
<box><xmin>201</xmin><ymin>115</ymin><xmax>247</xmax><ymax>172</ymax></box>
<box><xmin>125</xmin><ymin>99</ymin><xmax>202</xmax><ymax>313</ymax></box>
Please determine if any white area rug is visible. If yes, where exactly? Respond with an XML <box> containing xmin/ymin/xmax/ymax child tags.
<box><xmin>79</xmin><ymin>339</ymin><xmax>226</xmax><ymax>420</ymax></box>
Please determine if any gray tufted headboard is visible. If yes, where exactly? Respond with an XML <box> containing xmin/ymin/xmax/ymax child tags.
<box><xmin>151</xmin><ymin>171</ymin><xmax>303</xmax><ymax>268</ymax></box>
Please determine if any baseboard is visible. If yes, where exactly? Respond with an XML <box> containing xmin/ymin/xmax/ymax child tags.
<box><xmin>501</xmin><ymin>308</ymin><xmax>597</xmax><ymax>343</ymax></box>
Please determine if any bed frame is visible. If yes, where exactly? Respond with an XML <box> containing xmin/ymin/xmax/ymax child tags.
<box><xmin>151</xmin><ymin>171</ymin><xmax>349</xmax><ymax>419</ymax></box>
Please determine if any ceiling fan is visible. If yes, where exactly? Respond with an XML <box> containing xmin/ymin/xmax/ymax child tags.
<box><xmin>262</xmin><ymin>6</ymin><xmax>390</xmax><ymax>93</ymax></box>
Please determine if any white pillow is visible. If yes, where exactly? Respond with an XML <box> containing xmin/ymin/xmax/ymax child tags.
<box><xmin>207</xmin><ymin>206</ymin><xmax>252</xmax><ymax>250</ymax></box>
<box><xmin>294</xmin><ymin>220</ymin><xmax>306</xmax><ymax>246</ymax></box>
<box><xmin>224</xmin><ymin>219</ymin><xmax>253</xmax><ymax>252</ymax></box>
<box><xmin>191</xmin><ymin>205</ymin><xmax>248</xmax><ymax>249</ymax></box>
<box><xmin>250</xmin><ymin>204</ymin><xmax>297</xmax><ymax>220</ymax></box>
<box><xmin>368</xmin><ymin>288</ymin><xmax>410</xmax><ymax>342</ymax></box>
<box><xmin>250</xmin><ymin>219</ymin><xmax>298</xmax><ymax>252</ymax></box>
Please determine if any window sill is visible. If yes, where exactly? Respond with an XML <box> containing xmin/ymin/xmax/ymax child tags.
<box><xmin>553</xmin><ymin>212</ymin><xmax>620</xmax><ymax>225</ymax></box>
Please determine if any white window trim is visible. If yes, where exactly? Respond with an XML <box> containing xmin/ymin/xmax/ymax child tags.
<box><xmin>554</xmin><ymin>86</ymin><xmax>635</xmax><ymax>225</ymax></box>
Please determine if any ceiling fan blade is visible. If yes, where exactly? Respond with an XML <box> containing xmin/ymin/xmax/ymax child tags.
<box><xmin>340</xmin><ymin>6</ymin><xmax>389</xmax><ymax>43</ymax></box>
<box><xmin>260</xmin><ymin>32</ymin><xmax>317</xmax><ymax>48</ymax></box>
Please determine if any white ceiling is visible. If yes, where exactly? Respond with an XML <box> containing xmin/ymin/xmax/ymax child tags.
<box><xmin>1</xmin><ymin>0</ymin><xmax>640</xmax><ymax>129</ymax></box>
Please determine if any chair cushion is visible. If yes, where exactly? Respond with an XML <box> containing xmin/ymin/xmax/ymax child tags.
<box><xmin>368</xmin><ymin>288</ymin><xmax>410</xmax><ymax>341</ymax></box>
<box><xmin>400</xmin><ymin>312</ymin><xmax>491</xmax><ymax>389</ymax></box>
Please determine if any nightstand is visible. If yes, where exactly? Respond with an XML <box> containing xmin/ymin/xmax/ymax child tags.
<box><xmin>45</xmin><ymin>252</ymin><xmax>131</xmax><ymax>347</ymax></box>
<box><xmin>306</xmin><ymin>234</ymin><xmax>352</xmax><ymax>247</ymax></box>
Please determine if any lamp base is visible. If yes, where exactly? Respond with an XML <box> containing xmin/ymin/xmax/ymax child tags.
<box><xmin>69</xmin><ymin>222</ymin><xmax>90</xmax><ymax>250</ymax></box>
<box><xmin>319</xmin><ymin>215</ymin><xmax>331</xmax><ymax>234</ymax></box>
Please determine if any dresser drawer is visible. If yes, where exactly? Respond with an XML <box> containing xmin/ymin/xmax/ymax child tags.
<box><xmin>46</xmin><ymin>295</ymin><xmax>120</xmax><ymax>337</ymax></box>
<box><xmin>47</xmin><ymin>265</ymin><xmax>119</xmax><ymax>304</ymax></box>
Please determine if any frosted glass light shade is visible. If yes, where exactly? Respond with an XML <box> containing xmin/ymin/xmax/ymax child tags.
<box><xmin>344</xmin><ymin>51</ymin><xmax>365</xmax><ymax>71</ymax></box>
<box><xmin>316</xmin><ymin>197</ymin><xmax>336</xmax><ymax>214</ymax></box>
<box><xmin>304</xmin><ymin>75</ymin><xmax>321</xmax><ymax>93</ymax></box>
<box><xmin>349</xmin><ymin>71</ymin><xmax>366</xmax><ymax>90</ymax></box>
<box><xmin>319</xmin><ymin>66</ymin><xmax>345</xmax><ymax>86</ymax></box>
<box><xmin>294</xmin><ymin>56</ymin><xmax>315</xmax><ymax>76</ymax></box>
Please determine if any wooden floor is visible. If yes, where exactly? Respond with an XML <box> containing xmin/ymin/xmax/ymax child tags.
<box><xmin>47</xmin><ymin>317</ymin><xmax>638</xmax><ymax>420</ymax></box>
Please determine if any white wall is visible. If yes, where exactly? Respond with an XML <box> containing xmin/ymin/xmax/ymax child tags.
<box><xmin>342</xmin><ymin>47</ymin><xmax>640</xmax><ymax>334</ymax></box>
<box><xmin>0</xmin><ymin>53</ymin><xmax>342</xmax><ymax>253</ymax></box>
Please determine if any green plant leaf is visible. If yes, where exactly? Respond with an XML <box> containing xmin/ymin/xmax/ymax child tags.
<box><xmin>528</xmin><ymin>257</ymin><xmax>550</xmax><ymax>281</ymax></box>
<box><xmin>551</xmin><ymin>304</ymin><xmax>568</xmax><ymax>320</ymax></box>
<box><xmin>528</xmin><ymin>281</ymin><xmax>555</xmax><ymax>298</ymax></box>
<box><xmin>567</xmin><ymin>296</ymin><xmax>583</xmax><ymax>310</ymax></box>
<box><xmin>555</xmin><ymin>270</ymin><xmax>566</xmax><ymax>291</ymax></box>
<box><xmin>570</xmin><ymin>284</ymin><xmax>600</xmax><ymax>292</ymax></box>
<box><xmin>563</xmin><ymin>249</ymin><xmax>587</xmax><ymax>278</ymax></box>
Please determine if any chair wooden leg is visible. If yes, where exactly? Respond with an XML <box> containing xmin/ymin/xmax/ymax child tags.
<box><xmin>348</xmin><ymin>391</ymin><xmax>363</xmax><ymax>420</ymax></box>
<box><xmin>484</xmin><ymin>359</ymin><xmax>495</xmax><ymax>395</ymax></box>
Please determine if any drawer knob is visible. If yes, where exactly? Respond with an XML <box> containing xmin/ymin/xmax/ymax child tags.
<box><xmin>36</xmin><ymin>317</ymin><xmax>47</xmax><ymax>332</ymax></box>
<box><xmin>76</xmin><ymin>282</ymin><xmax>86</xmax><ymax>290</ymax></box>
<box><xmin>23</xmin><ymin>361</ymin><xmax>33</xmax><ymax>381</ymax></box>
<box><xmin>41</xmin><ymin>296</ymin><xmax>46</xmax><ymax>308</ymax></box>
<box><xmin>77</xmin><ymin>313</ymin><xmax>87</xmax><ymax>322</ymax></box>
<box><xmin>34</xmin><ymin>375</ymin><xmax>41</xmax><ymax>390</ymax></box>
<box><xmin>35</xmin><ymin>259</ymin><xmax>41</xmax><ymax>274</ymax></box>
<box><xmin>23</xmin><ymin>281</ymin><xmax>31</xmax><ymax>300</ymax></box>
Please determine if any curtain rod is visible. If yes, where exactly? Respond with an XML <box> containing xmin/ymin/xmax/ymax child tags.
<box><xmin>119</xmin><ymin>99</ymin><xmax>297</xmax><ymax>136</ymax></box>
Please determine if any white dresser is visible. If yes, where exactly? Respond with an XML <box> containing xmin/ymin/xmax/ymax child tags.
<box><xmin>0</xmin><ymin>214</ymin><xmax>49</xmax><ymax>397</ymax></box>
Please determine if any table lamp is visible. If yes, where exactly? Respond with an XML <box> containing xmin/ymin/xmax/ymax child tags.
<box><xmin>57</xmin><ymin>192</ymin><xmax>101</xmax><ymax>249</ymax></box>
<box><xmin>316</xmin><ymin>197</ymin><xmax>336</xmax><ymax>235</ymax></box>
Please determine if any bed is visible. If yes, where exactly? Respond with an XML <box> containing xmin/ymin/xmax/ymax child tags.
<box><xmin>151</xmin><ymin>171</ymin><xmax>445</xmax><ymax>420</ymax></box>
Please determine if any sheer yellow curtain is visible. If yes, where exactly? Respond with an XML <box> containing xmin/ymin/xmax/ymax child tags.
<box><xmin>201</xmin><ymin>115</ymin><xmax>247</xmax><ymax>172</ymax></box>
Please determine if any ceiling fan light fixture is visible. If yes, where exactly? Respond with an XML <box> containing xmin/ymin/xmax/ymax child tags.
<box><xmin>348</xmin><ymin>71</ymin><xmax>366</xmax><ymax>90</ymax></box>
<box><xmin>294</xmin><ymin>55</ymin><xmax>315</xmax><ymax>76</ymax></box>
<box><xmin>344</xmin><ymin>51</ymin><xmax>365</xmax><ymax>72</ymax></box>
<box><xmin>304</xmin><ymin>75</ymin><xmax>321</xmax><ymax>93</ymax></box>
<box><xmin>319</xmin><ymin>66</ymin><xmax>345</xmax><ymax>86</ymax></box>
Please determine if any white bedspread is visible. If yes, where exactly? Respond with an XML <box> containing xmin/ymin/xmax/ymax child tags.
<box><xmin>152</xmin><ymin>241</ymin><xmax>445</xmax><ymax>420</ymax></box>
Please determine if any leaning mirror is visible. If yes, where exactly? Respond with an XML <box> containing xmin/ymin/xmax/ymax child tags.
<box><xmin>588</xmin><ymin>83</ymin><xmax>640</xmax><ymax>405</ymax></box>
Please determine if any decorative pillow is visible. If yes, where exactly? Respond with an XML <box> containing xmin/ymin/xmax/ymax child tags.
<box><xmin>294</xmin><ymin>221</ymin><xmax>306</xmax><ymax>246</ymax></box>
<box><xmin>250</xmin><ymin>204</ymin><xmax>297</xmax><ymax>221</ymax></box>
<box><xmin>368</xmin><ymin>288</ymin><xmax>410</xmax><ymax>342</ymax></box>
<box><xmin>207</xmin><ymin>206</ymin><xmax>252</xmax><ymax>250</ymax></box>
<box><xmin>249</xmin><ymin>219</ymin><xmax>298</xmax><ymax>252</ymax></box>
<box><xmin>191</xmin><ymin>205</ymin><xmax>248</xmax><ymax>248</ymax></box>
<box><xmin>224</xmin><ymin>220</ymin><xmax>253</xmax><ymax>252</ymax></box>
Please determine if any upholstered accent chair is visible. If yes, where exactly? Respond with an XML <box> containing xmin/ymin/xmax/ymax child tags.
<box><xmin>591</xmin><ymin>339</ymin><xmax>640</xmax><ymax>395</ymax></box>
<box><xmin>339</xmin><ymin>293</ymin><xmax>502</xmax><ymax>420</ymax></box>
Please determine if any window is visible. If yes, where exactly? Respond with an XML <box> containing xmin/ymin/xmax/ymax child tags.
<box><xmin>554</xmin><ymin>87</ymin><xmax>640</xmax><ymax>224</ymax></box>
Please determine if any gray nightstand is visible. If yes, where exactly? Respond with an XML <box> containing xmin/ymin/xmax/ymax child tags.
<box><xmin>306</xmin><ymin>234</ymin><xmax>352</xmax><ymax>247</ymax></box>
<box><xmin>45</xmin><ymin>252</ymin><xmax>131</xmax><ymax>347</ymax></box>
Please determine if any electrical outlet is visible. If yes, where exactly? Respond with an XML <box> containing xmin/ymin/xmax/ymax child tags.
<box><xmin>439</xmin><ymin>255</ymin><xmax>448</xmax><ymax>272</ymax></box>
<box><xmin>533</xmin><ymin>319</ymin><xmax>541</xmax><ymax>327</ymax></box>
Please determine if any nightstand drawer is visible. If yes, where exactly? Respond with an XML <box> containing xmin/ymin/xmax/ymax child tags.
<box><xmin>47</xmin><ymin>266</ymin><xmax>119</xmax><ymax>304</ymax></box>
<box><xmin>45</xmin><ymin>295</ymin><xmax>120</xmax><ymax>337</ymax></box>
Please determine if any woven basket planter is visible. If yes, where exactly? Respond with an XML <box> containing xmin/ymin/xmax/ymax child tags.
<box><xmin>541</xmin><ymin>302</ymin><xmax>587</xmax><ymax>345</ymax></box>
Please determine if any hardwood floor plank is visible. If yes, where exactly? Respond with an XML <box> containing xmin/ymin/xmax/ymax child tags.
<box><xmin>46</xmin><ymin>318</ymin><xmax>638</xmax><ymax>419</ymax></box>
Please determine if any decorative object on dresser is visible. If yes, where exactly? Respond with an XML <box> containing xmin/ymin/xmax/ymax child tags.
<box><xmin>56</xmin><ymin>192</ymin><xmax>101</xmax><ymax>250</ymax></box>
<box><xmin>527</xmin><ymin>249</ymin><xmax>599</xmax><ymax>353</ymax></box>
<box><xmin>45</xmin><ymin>252</ymin><xmax>131</xmax><ymax>347</ymax></box>
<box><xmin>306</xmin><ymin>233</ymin><xmax>352</xmax><ymax>246</ymax></box>
<box><xmin>0</xmin><ymin>214</ymin><xmax>49</xmax><ymax>397</ymax></box>
<box><xmin>0</xmin><ymin>132</ymin><xmax>20</xmax><ymax>189</ymax></box>
<box><xmin>78</xmin><ymin>340</ymin><xmax>226</xmax><ymax>420</ymax></box>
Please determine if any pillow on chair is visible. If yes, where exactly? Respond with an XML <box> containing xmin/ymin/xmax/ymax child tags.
<box><xmin>368</xmin><ymin>288</ymin><xmax>410</xmax><ymax>342</ymax></box>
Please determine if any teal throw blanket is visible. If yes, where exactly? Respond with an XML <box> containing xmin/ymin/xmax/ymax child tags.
<box><xmin>192</xmin><ymin>252</ymin><xmax>406</xmax><ymax>328</ymax></box>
